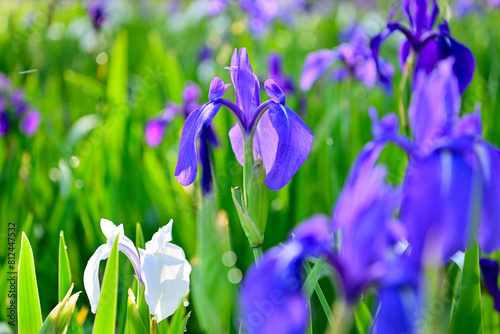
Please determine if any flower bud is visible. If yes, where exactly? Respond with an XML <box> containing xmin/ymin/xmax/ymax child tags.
<box><xmin>231</xmin><ymin>187</ymin><xmax>263</xmax><ymax>248</ymax></box>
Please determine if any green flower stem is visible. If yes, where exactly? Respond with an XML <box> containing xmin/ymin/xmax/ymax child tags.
<box><xmin>252</xmin><ymin>246</ymin><xmax>262</xmax><ymax>263</ymax></box>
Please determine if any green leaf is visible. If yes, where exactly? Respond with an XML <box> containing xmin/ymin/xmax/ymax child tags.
<box><xmin>304</xmin><ymin>261</ymin><xmax>336</xmax><ymax>331</ymax></box>
<box><xmin>63</xmin><ymin>69</ymin><xmax>105</xmax><ymax>97</ymax></box>
<box><xmin>304</xmin><ymin>258</ymin><xmax>326</xmax><ymax>298</ymax></box>
<box><xmin>136</xmin><ymin>223</ymin><xmax>145</xmax><ymax>249</ymax></box>
<box><xmin>168</xmin><ymin>308</ymin><xmax>190</xmax><ymax>334</ymax></box>
<box><xmin>65</xmin><ymin>115</ymin><xmax>101</xmax><ymax>153</ymax></box>
<box><xmin>449</xmin><ymin>243</ymin><xmax>484</xmax><ymax>334</ymax></box>
<box><xmin>106</xmin><ymin>29</ymin><xmax>128</xmax><ymax>103</ymax></box>
<box><xmin>58</xmin><ymin>231</ymin><xmax>71</xmax><ymax>302</ymax></box>
<box><xmin>92</xmin><ymin>236</ymin><xmax>120</xmax><ymax>334</ymax></box>
<box><xmin>39</xmin><ymin>284</ymin><xmax>81</xmax><ymax>334</ymax></box>
<box><xmin>18</xmin><ymin>232</ymin><xmax>42</xmax><ymax>334</ymax></box>
<box><xmin>354</xmin><ymin>300</ymin><xmax>372</xmax><ymax>334</ymax></box>
<box><xmin>125</xmin><ymin>288</ymin><xmax>148</xmax><ymax>334</ymax></box>
<box><xmin>191</xmin><ymin>196</ymin><xmax>234</xmax><ymax>333</ymax></box>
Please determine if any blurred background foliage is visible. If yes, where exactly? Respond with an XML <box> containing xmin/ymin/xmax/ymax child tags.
<box><xmin>0</xmin><ymin>0</ymin><xmax>499</xmax><ymax>332</ymax></box>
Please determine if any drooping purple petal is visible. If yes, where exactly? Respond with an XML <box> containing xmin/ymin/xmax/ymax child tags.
<box><xmin>299</xmin><ymin>49</ymin><xmax>338</xmax><ymax>91</ymax></box>
<box><xmin>199</xmin><ymin>131</ymin><xmax>214</xmax><ymax>195</ymax></box>
<box><xmin>479</xmin><ymin>258</ymin><xmax>500</xmax><ymax>313</ymax></box>
<box><xmin>437</xmin><ymin>24</ymin><xmax>476</xmax><ymax>93</ymax></box>
<box><xmin>261</xmin><ymin>103</ymin><xmax>314</xmax><ymax>190</ymax></box>
<box><xmin>175</xmin><ymin>102</ymin><xmax>222</xmax><ymax>186</ymax></box>
<box><xmin>239</xmin><ymin>244</ymin><xmax>308</xmax><ymax>334</ymax></box>
<box><xmin>19</xmin><ymin>110</ymin><xmax>41</xmax><ymax>137</ymax></box>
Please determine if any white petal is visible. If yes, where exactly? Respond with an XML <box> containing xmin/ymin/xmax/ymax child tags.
<box><xmin>117</xmin><ymin>234</ymin><xmax>142</xmax><ymax>281</ymax></box>
<box><xmin>83</xmin><ymin>244</ymin><xmax>111</xmax><ymax>313</ymax></box>
<box><xmin>145</xmin><ymin>220</ymin><xmax>173</xmax><ymax>253</ymax></box>
<box><xmin>140</xmin><ymin>243</ymin><xmax>192</xmax><ymax>322</ymax></box>
<box><xmin>100</xmin><ymin>218</ymin><xmax>116</xmax><ymax>238</ymax></box>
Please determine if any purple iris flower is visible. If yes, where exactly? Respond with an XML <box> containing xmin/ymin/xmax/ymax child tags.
<box><xmin>301</xmin><ymin>28</ymin><xmax>394</xmax><ymax>92</ymax></box>
<box><xmin>371</xmin><ymin>58</ymin><xmax>500</xmax><ymax>265</ymax></box>
<box><xmin>239</xmin><ymin>215</ymin><xmax>332</xmax><ymax>334</ymax></box>
<box><xmin>88</xmin><ymin>0</ymin><xmax>107</xmax><ymax>30</ymax></box>
<box><xmin>331</xmin><ymin>138</ymin><xmax>403</xmax><ymax>303</ymax></box>
<box><xmin>0</xmin><ymin>74</ymin><xmax>42</xmax><ymax>138</ymax></box>
<box><xmin>371</xmin><ymin>0</ymin><xmax>475</xmax><ymax>93</ymax></box>
<box><xmin>175</xmin><ymin>48</ymin><xmax>313</xmax><ymax>191</ymax></box>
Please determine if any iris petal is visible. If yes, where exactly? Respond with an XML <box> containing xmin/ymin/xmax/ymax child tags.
<box><xmin>83</xmin><ymin>244</ymin><xmax>112</xmax><ymax>313</ymax></box>
<box><xmin>299</xmin><ymin>49</ymin><xmax>338</xmax><ymax>91</ymax></box>
<box><xmin>140</xmin><ymin>243</ymin><xmax>191</xmax><ymax>322</ymax></box>
<box><xmin>263</xmin><ymin>103</ymin><xmax>314</xmax><ymax>190</ymax></box>
<box><xmin>175</xmin><ymin>102</ymin><xmax>222</xmax><ymax>186</ymax></box>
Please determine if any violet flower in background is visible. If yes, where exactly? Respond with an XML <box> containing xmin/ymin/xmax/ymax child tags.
<box><xmin>371</xmin><ymin>0</ymin><xmax>475</xmax><ymax>93</ymax></box>
<box><xmin>300</xmin><ymin>28</ymin><xmax>394</xmax><ymax>92</ymax></box>
<box><xmin>145</xmin><ymin>83</ymin><xmax>205</xmax><ymax>147</ymax></box>
<box><xmin>207</xmin><ymin>0</ymin><xmax>309</xmax><ymax>35</ymax></box>
<box><xmin>0</xmin><ymin>74</ymin><xmax>41</xmax><ymax>138</ymax></box>
<box><xmin>331</xmin><ymin>141</ymin><xmax>402</xmax><ymax>303</ymax></box>
<box><xmin>145</xmin><ymin>82</ymin><xmax>218</xmax><ymax>194</ymax></box>
<box><xmin>88</xmin><ymin>0</ymin><xmax>108</xmax><ymax>30</ymax></box>
<box><xmin>175</xmin><ymin>48</ymin><xmax>313</xmax><ymax>191</ymax></box>
<box><xmin>267</xmin><ymin>53</ymin><xmax>295</xmax><ymax>96</ymax></box>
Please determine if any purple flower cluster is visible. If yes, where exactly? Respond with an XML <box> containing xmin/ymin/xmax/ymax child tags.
<box><xmin>301</xmin><ymin>28</ymin><xmax>394</xmax><ymax>91</ymax></box>
<box><xmin>208</xmin><ymin>0</ymin><xmax>310</xmax><ymax>35</ymax></box>
<box><xmin>0</xmin><ymin>73</ymin><xmax>41</xmax><ymax>138</ymax></box>
<box><xmin>371</xmin><ymin>0</ymin><xmax>475</xmax><ymax>93</ymax></box>
<box><xmin>238</xmin><ymin>2</ymin><xmax>500</xmax><ymax>332</ymax></box>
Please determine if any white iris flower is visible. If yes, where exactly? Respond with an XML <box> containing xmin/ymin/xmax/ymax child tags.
<box><xmin>83</xmin><ymin>219</ymin><xmax>191</xmax><ymax>322</ymax></box>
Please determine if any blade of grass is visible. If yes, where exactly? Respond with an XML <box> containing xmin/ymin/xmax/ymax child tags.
<box><xmin>17</xmin><ymin>232</ymin><xmax>43</xmax><ymax>334</ymax></box>
<box><xmin>92</xmin><ymin>236</ymin><xmax>120</xmax><ymax>334</ymax></box>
